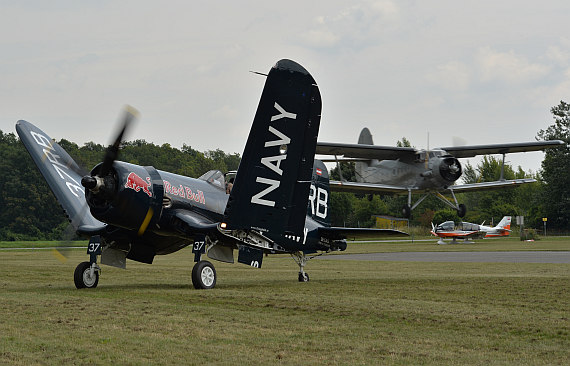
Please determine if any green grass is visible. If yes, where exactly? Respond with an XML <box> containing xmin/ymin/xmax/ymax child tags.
<box><xmin>1</xmin><ymin>240</ymin><xmax>569</xmax><ymax>365</ymax></box>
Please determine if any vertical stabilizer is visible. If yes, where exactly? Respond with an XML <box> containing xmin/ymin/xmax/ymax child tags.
<box><xmin>355</xmin><ymin>127</ymin><xmax>373</xmax><ymax>182</ymax></box>
<box><xmin>307</xmin><ymin>160</ymin><xmax>331</xmax><ymax>227</ymax></box>
<box><xmin>496</xmin><ymin>216</ymin><xmax>511</xmax><ymax>230</ymax></box>
<box><xmin>223</xmin><ymin>59</ymin><xmax>321</xmax><ymax>238</ymax></box>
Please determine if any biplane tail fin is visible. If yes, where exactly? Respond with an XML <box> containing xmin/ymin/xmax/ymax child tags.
<box><xmin>223</xmin><ymin>59</ymin><xmax>321</xmax><ymax>239</ymax></box>
<box><xmin>355</xmin><ymin>127</ymin><xmax>374</xmax><ymax>182</ymax></box>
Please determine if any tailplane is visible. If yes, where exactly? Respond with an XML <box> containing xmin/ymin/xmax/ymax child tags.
<box><xmin>223</xmin><ymin>59</ymin><xmax>321</xmax><ymax>239</ymax></box>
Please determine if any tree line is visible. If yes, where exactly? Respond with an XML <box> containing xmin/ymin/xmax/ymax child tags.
<box><xmin>1</xmin><ymin>101</ymin><xmax>568</xmax><ymax>240</ymax></box>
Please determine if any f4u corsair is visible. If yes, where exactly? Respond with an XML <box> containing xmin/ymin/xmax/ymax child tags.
<box><xmin>17</xmin><ymin>59</ymin><xmax>405</xmax><ymax>290</ymax></box>
<box><xmin>316</xmin><ymin>127</ymin><xmax>564</xmax><ymax>218</ymax></box>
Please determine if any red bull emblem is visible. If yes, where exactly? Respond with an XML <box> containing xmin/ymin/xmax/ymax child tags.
<box><xmin>125</xmin><ymin>172</ymin><xmax>152</xmax><ymax>197</ymax></box>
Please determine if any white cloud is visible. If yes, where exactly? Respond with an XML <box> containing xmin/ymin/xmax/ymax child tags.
<box><xmin>302</xmin><ymin>0</ymin><xmax>400</xmax><ymax>48</ymax></box>
<box><xmin>546</xmin><ymin>45</ymin><xmax>570</xmax><ymax>65</ymax></box>
<box><xmin>426</xmin><ymin>61</ymin><xmax>472</xmax><ymax>91</ymax></box>
<box><xmin>476</xmin><ymin>47</ymin><xmax>550</xmax><ymax>84</ymax></box>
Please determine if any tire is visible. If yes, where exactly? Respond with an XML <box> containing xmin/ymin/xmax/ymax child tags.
<box><xmin>402</xmin><ymin>204</ymin><xmax>411</xmax><ymax>218</ymax></box>
<box><xmin>298</xmin><ymin>272</ymin><xmax>310</xmax><ymax>282</ymax></box>
<box><xmin>457</xmin><ymin>204</ymin><xmax>467</xmax><ymax>218</ymax></box>
<box><xmin>74</xmin><ymin>261</ymin><xmax>99</xmax><ymax>289</ymax></box>
<box><xmin>192</xmin><ymin>261</ymin><xmax>216</xmax><ymax>289</ymax></box>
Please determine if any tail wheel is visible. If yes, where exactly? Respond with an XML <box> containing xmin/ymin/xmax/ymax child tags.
<box><xmin>74</xmin><ymin>261</ymin><xmax>99</xmax><ymax>289</ymax></box>
<box><xmin>192</xmin><ymin>260</ymin><xmax>217</xmax><ymax>289</ymax></box>
<box><xmin>402</xmin><ymin>204</ymin><xmax>411</xmax><ymax>218</ymax></box>
<box><xmin>298</xmin><ymin>272</ymin><xmax>310</xmax><ymax>282</ymax></box>
<box><xmin>457</xmin><ymin>204</ymin><xmax>467</xmax><ymax>218</ymax></box>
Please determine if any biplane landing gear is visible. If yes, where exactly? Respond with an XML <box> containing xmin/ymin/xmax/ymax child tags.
<box><xmin>192</xmin><ymin>260</ymin><xmax>217</xmax><ymax>289</ymax></box>
<box><xmin>298</xmin><ymin>272</ymin><xmax>310</xmax><ymax>282</ymax></box>
<box><xmin>74</xmin><ymin>261</ymin><xmax>100</xmax><ymax>289</ymax></box>
<box><xmin>292</xmin><ymin>252</ymin><xmax>311</xmax><ymax>282</ymax></box>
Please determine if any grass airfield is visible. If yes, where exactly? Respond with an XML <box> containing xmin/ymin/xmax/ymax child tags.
<box><xmin>1</xmin><ymin>238</ymin><xmax>569</xmax><ymax>365</ymax></box>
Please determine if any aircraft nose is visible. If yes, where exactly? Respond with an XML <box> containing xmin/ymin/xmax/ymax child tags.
<box><xmin>439</xmin><ymin>157</ymin><xmax>462</xmax><ymax>182</ymax></box>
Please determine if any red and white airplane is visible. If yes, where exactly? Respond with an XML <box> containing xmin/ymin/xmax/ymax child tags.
<box><xmin>431</xmin><ymin>216</ymin><xmax>511</xmax><ymax>244</ymax></box>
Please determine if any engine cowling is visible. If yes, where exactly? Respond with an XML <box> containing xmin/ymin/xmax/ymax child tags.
<box><xmin>438</xmin><ymin>156</ymin><xmax>462</xmax><ymax>183</ymax></box>
<box><xmin>84</xmin><ymin>162</ymin><xmax>164</xmax><ymax>232</ymax></box>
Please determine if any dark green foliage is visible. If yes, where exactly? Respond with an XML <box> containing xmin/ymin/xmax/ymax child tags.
<box><xmin>432</xmin><ymin>209</ymin><xmax>460</xmax><ymax>225</ymax></box>
<box><xmin>329</xmin><ymin>161</ymin><xmax>355</xmax><ymax>181</ymax></box>
<box><xmin>536</xmin><ymin>100</ymin><xmax>570</xmax><ymax>230</ymax></box>
<box><xmin>0</xmin><ymin>131</ymin><xmax>240</xmax><ymax>240</ymax></box>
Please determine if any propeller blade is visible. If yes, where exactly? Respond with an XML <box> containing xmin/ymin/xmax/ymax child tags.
<box><xmin>98</xmin><ymin>105</ymin><xmax>139</xmax><ymax>177</ymax></box>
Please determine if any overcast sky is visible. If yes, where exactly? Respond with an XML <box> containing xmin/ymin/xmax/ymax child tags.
<box><xmin>1</xmin><ymin>1</ymin><xmax>568</xmax><ymax>174</ymax></box>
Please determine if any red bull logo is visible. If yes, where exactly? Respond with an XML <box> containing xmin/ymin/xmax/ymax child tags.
<box><xmin>125</xmin><ymin>172</ymin><xmax>152</xmax><ymax>197</ymax></box>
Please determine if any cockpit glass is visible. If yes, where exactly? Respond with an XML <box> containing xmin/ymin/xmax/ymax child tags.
<box><xmin>440</xmin><ymin>221</ymin><xmax>455</xmax><ymax>230</ymax></box>
<box><xmin>198</xmin><ymin>170</ymin><xmax>225</xmax><ymax>189</ymax></box>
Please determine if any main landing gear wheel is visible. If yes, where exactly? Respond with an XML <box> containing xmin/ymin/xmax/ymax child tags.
<box><xmin>457</xmin><ymin>203</ymin><xmax>467</xmax><ymax>218</ymax></box>
<box><xmin>298</xmin><ymin>272</ymin><xmax>310</xmax><ymax>282</ymax></box>
<box><xmin>74</xmin><ymin>261</ymin><xmax>99</xmax><ymax>289</ymax></box>
<box><xmin>192</xmin><ymin>260</ymin><xmax>217</xmax><ymax>289</ymax></box>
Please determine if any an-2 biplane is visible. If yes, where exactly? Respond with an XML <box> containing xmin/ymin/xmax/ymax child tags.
<box><xmin>17</xmin><ymin>59</ymin><xmax>406</xmax><ymax>290</ymax></box>
<box><xmin>316</xmin><ymin>128</ymin><xmax>564</xmax><ymax>218</ymax></box>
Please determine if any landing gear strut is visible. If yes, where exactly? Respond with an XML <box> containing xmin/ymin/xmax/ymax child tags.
<box><xmin>74</xmin><ymin>235</ymin><xmax>102</xmax><ymax>289</ymax></box>
<box><xmin>191</xmin><ymin>235</ymin><xmax>217</xmax><ymax>289</ymax></box>
<box><xmin>291</xmin><ymin>252</ymin><xmax>314</xmax><ymax>282</ymax></box>
<box><xmin>404</xmin><ymin>189</ymin><xmax>467</xmax><ymax>218</ymax></box>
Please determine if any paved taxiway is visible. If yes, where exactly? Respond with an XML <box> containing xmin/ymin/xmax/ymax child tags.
<box><xmin>321</xmin><ymin>251</ymin><xmax>570</xmax><ymax>264</ymax></box>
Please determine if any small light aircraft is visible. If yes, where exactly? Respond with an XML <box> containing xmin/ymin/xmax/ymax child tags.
<box><xmin>316</xmin><ymin>128</ymin><xmax>564</xmax><ymax>218</ymax></box>
<box><xmin>430</xmin><ymin>216</ymin><xmax>511</xmax><ymax>244</ymax></box>
<box><xmin>17</xmin><ymin>59</ymin><xmax>406</xmax><ymax>290</ymax></box>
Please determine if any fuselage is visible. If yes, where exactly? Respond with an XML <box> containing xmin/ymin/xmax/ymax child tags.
<box><xmin>357</xmin><ymin>149</ymin><xmax>462</xmax><ymax>190</ymax></box>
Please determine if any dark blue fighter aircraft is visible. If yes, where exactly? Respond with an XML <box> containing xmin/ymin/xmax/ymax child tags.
<box><xmin>17</xmin><ymin>59</ymin><xmax>406</xmax><ymax>290</ymax></box>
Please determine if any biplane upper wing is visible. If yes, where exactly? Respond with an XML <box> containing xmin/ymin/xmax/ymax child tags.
<box><xmin>316</xmin><ymin>142</ymin><xmax>416</xmax><ymax>160</ymax></box>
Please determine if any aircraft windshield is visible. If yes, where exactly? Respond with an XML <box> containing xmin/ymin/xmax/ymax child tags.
<box><xmin>198</xmin><ymin>170</ymin><xmax>225</xmax><ymax>189</ymax></box>
<box><xmin>438</xmin><ymin>221</ymin><xmax>455</xmax><ymax>231</ymax></box>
